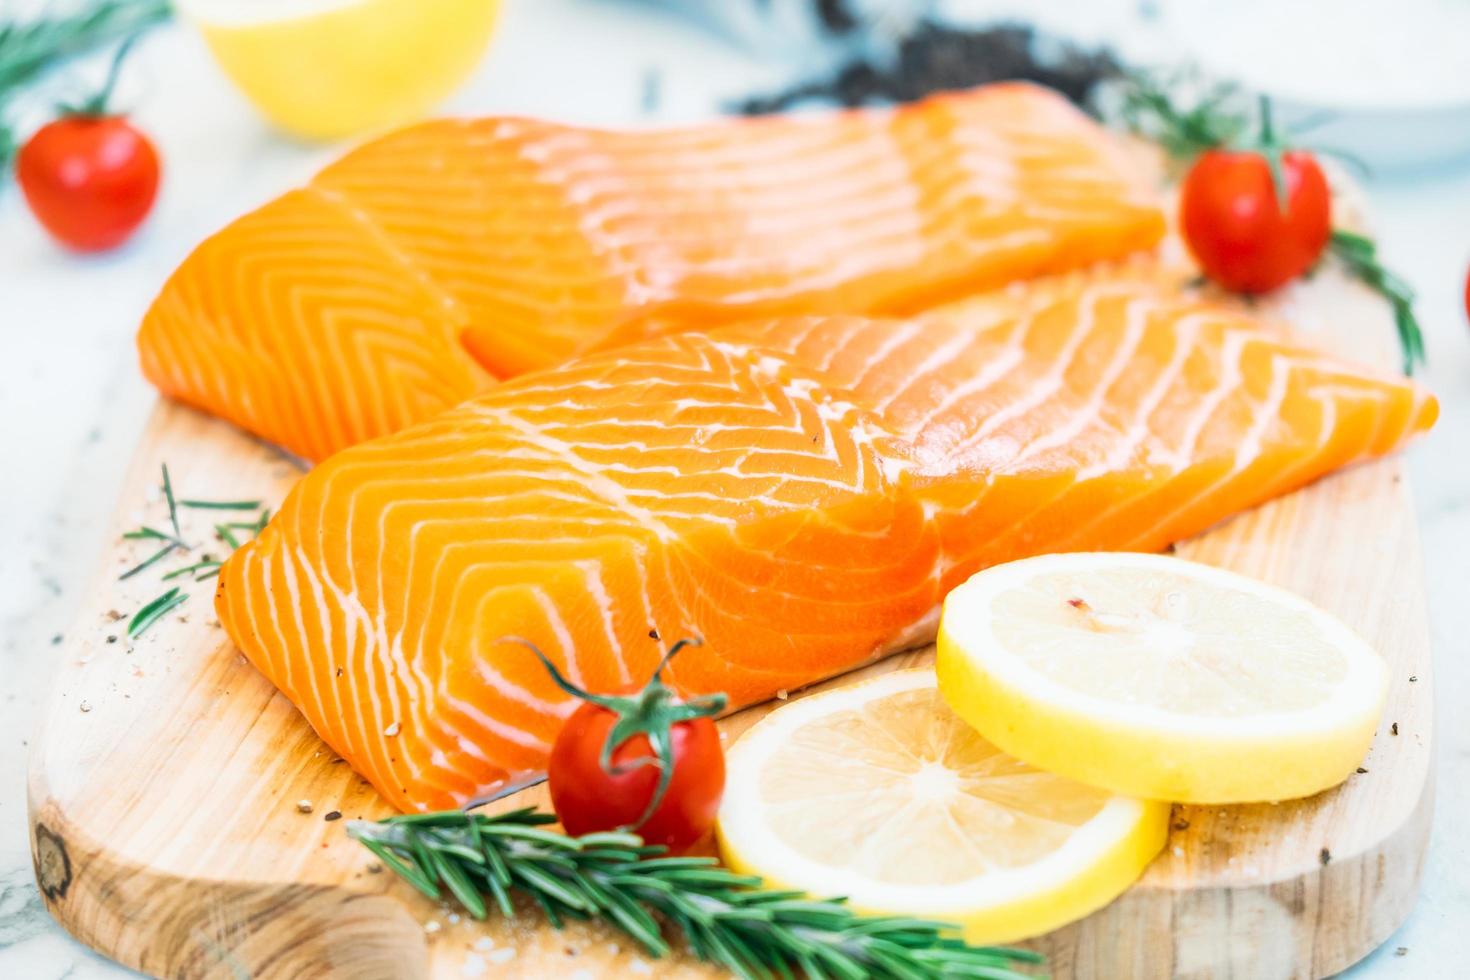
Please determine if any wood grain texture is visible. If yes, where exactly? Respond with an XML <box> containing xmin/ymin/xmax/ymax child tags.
<box><xmin>27</xmin><ymin>267</ymin><xmax>1433</xmax><ymax>979</ymax></box>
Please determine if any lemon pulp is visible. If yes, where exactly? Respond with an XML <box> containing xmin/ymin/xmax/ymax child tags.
<box><xmin>717</xmin><ymin>669</ymin><xmax>1168</xmax><ymax>943</ymax></box>
<box><xmin>937</xmin><ymin>552</ymin><xmax>1389</xmax><ymax>803</ymax></box>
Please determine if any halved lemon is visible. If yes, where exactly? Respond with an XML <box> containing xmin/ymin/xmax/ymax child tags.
<box><xmin>177</xmin><ymin>0</ymin><xmax>501</xmax><ymax>140</ymax></box>
<box><xmin>937</xmin><ymin>552</ymin><xmax>1389</xmax><ymax>804</ymax></box>
<box><xmin>716</xmin><ymin>669</ymin><xmax>1168</xmax><ymax>944</ymax></box>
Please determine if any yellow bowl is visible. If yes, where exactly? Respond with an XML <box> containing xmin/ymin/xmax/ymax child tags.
<box><xmin>179</xmin><ymin>0</ymin><xmax>501</xmax><ymax>141</ymax></box>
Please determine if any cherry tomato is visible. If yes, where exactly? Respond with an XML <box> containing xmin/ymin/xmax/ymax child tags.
<box><xmin>1179</xmin><ymin>148</ymin><xmax>1330</xmax><ymax>294</ymax></box>
<box><xmin>518</xmin><ymin>636</ymin><xmax>726</xmax><ymax>851</ymax></box>
<box><xmin>1464</xmin><ymin>263</ymin><xmax>1469</xmax><ymax>325</ymax></box>
<box><xmin>549</xmin><ymin>696</ymin><xmax>725</xmax><ymax>851</ymax></box>
<box><xmin>16</xmin><ymin>114</ymin><xmax>160</xmax><ymax>252</ymax></box>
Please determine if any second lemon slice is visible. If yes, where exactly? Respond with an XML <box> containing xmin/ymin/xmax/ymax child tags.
<box><xmin>937</xmin><ymin>552</ymin><xmax>1390</xmax><ymax>804</ymax></box>
<box><xmin>716</xmin><ymin>669</ymin><xmax>1168</xmax><ymax>944</ymax></box>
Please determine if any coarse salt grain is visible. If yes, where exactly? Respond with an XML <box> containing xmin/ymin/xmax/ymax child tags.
<box><xmin>385</xmin><ymin>721</ymin><xmax>401</xmax><ymax>736</ymax></box>
<box><xmin>460</xmin><ymin>953</ymin><xmax>486</xmax><ymax>978</ymax></box>
<box><xmin>487</xmin><ymin>948</ymin><xmax>516</xmax><ymax>964</ymax></box>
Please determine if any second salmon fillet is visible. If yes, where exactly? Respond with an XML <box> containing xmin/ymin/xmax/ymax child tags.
<box><xmin>139</xmin><ymin>84</ymin><xmax>1163</xmax><ymax>460</ymax></box>
<box><xmin>216</xmin><ymin>283</ymin><xmax>1436</xmax><ymax>812</ymax></box>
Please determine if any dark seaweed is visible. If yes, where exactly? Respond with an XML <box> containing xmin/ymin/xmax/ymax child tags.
<box><xmin>735</xmin><ymin>22</ymin><xmax>1121</xmax><ymax>115</ymax></box>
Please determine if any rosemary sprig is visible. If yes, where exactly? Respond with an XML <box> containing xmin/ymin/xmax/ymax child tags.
<box><xmin>0</xmin><ymin>0</ymin><xmax>168</xmax><ymax>96</ymax></box>
<box><xmin>120</xmin><ymin>465</ymin><xmax>273</xmax><ymax>635</ymax></box>
<box><xmin>0</xmin><ymin>0</ymin><xmax>171</xmax><ymax>170</ymax></box>
<box><xmin>350</xmin><ymin>808</ymin><xmax>1042</xmax><ymax>980</ymax></box>
<box><xmin>127</xmin><ymin>586</ymin><xmax>186</xmax><ymax>638</ymax></box>
<box><xmin>1330</xmin><ymin>230</ymin><xmax>1427</xmax><ymax>374</ymax></box>
<box><xmin>1115</xmin><ymin>69</ymin><xmax>1247</xmax><ymax>162</ymax></box>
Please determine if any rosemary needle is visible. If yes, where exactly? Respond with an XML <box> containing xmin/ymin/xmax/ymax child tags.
<box><xmin>122</xmin><ymin>526</ymin><xmax>178</xmax><ymax>544</ymax></box>
<box><xmin>179</xmin><ymin>498</ymin><xmax>262</xmax><ymax>511</ymax></box>
<box><xmin>215</xmin><ymin>524</ymin><xmax>242</xmax><ymax>550</ymax></box>
<box><xmin>222</xmin><ymin>519</ymin><xmax>264</xmax><ymax>532</ymax></box>
<box><xmin>160</xmin><ymin>463</ymin><xmax>183</xmax><ymax>542</ymax></box>
<box><xmin>127</xmin><ymin>587</ymin><xmax>187</xmax><ymax>638</ymax></box>
<box><xmin>119</xmin><ymin>542</ymin><xmax>177</xmax><ymax>581</ymax></box>
<box><xmin>161</xmin><ymin>559</ymin><xmax>221</xmax><ymax>582</ymax></box>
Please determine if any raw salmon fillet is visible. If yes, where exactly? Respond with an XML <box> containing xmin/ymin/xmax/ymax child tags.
<box><xmin>216</xmin><ymin>283</ymin><xmax>1436</xmax><ymax>811</ymax></box>
<box><xmin>139</xmin><ymin>84</ymin><xmax>1164</xmax><ymax>461</ymax></box>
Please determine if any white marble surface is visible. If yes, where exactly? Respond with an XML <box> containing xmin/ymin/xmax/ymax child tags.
<box><xmin>1</xmin><ymin>1</ymin><xmax>1467</xmax><ymax>976</ymax></box>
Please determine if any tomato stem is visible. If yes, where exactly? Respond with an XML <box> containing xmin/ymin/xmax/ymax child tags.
<box><xmin>501</xmin><ymin>635</ymin><xmax>624</xmax><ymax>709</ymax></box>
<box><xmin>1252</xmin><ymin>95</ymin><xmax>1291</xmax><ymax>214</ymax></box>
<box><xmin>69</xmin><ymin>32</ymin><xmax>138</xmax><ymax>117</ymax></box>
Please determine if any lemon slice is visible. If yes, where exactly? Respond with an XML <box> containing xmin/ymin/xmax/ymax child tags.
<box><xmin>937</xmin><ymin>552</ymin><xmax>1389</xmax><ymax>804</ymax></box>
<box><xmin>177</xmin><ymin>0</ymin><xmax>501</xmax><ymax>140</ymax></box>
<box><xmin>716</xmin><ymin>669</ymin><xmax>1168</xmax><ymax>944</ymax></box>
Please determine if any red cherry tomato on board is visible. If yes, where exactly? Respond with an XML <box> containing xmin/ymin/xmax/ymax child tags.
<box><xmin>517</xmin><ymin>637</ymin><xmax>726</xmax><ymax>851</ymax></box>
<box><xmin>549</xmin><ymin>694</ymin><xmax>725</xmax><ymax>851</ymax></box>
<box><xmin>16</xmin><ymin>114</ymin><xmax>160</xmax><ymax>252</ymax></box>
<box><xmin>1179</xmin><ymin>148</ymin><xmax>1330</xmax><ymax>294</ymax></box>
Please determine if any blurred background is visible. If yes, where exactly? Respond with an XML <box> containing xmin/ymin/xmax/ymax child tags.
<box><xmin>2</xmin><ymin>1</ymin><xmax>1467</xmax><ymax>977</ymax></box>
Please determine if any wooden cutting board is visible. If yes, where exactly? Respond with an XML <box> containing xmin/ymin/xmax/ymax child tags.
<box><xmin>27</xmin><ymin>266</ymin><xmax>1433</xmax><ymax>980</ymax></box>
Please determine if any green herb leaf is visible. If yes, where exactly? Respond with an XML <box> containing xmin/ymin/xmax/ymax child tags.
<box><xmin>122</xmin><ymin>526</ymin><xmax>172</xmax><ymax>542</ymax></box>
<box><xmin>119</xmin><ymin>541</ymin><xmax>177</xmax><ymax>581</ymax></box>
<box><xmin>179</xmin><ymin>498</ymin><xmax>264</xmax><ymax>511</ymax></box>
<box><xmin>161</xmin><ymin>559</ymin><xmax>222</xmax><ymax>582</ymax></box>
<box><xmin>160</xmin><ymin>463</ymin><xmax>183</xmax><ymax>542</ymax></box>
<box><xmin>127</xmin><ymin>586</ymin><xmax>186</xmax><ymax>638</ymax></box>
